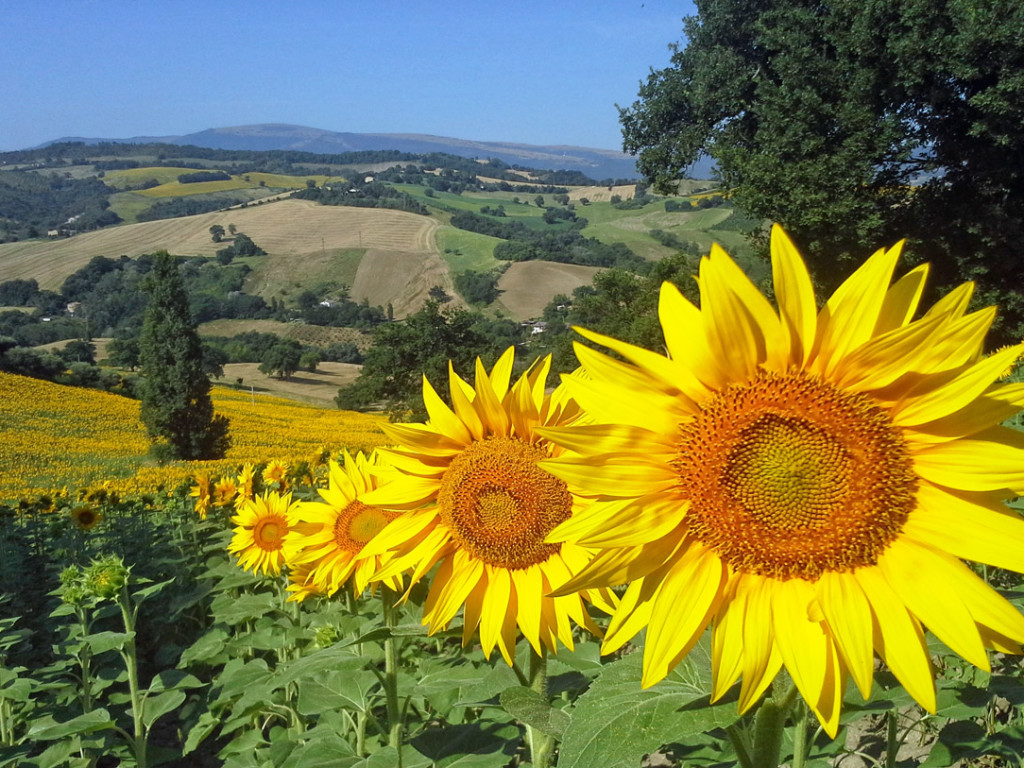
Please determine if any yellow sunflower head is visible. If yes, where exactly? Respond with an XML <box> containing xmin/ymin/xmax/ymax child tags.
<box><xmin>236</xmin><ymin>463</ymin><xmax>256</xmax><ymax>503</ymax></box>
<box><xmin>284</xmin><ymin>450</ymin><xmax>404</xmax><ymax>597</ymax></box>
<box><xmin>359</xmin><ymin>347</ymin><xmax>615</xmax><ymax>664</ymax></box>
<box><xmin>262</xmin><ymin>460</ymin><xmax>289</xmax><ymax>490</ymax></box>
<box><xmin>212</xmin><ymin>476</ymin><xmax>239</xmax><ymax>507</ymax></box>
<box><xmin>70</xmin><ymin>504</ymin><xmax>102</xmax><ymax>531</ymax></box>
<box><xmin>540</xmin><ymin>225</ymin><xmax>1024</xmax><ymax>737</ymax></box>
<box><xmin>228</xmin><ymin>490</ymin><xmax>297</xmax><ymax>576</ymax></box>
<box><xmin>285</xmin><ymin>559</ymin><xmax>327</xmax><ymax>603</ymax></box>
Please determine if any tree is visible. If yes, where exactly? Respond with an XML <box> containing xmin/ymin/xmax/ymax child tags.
<box><xmin>259</xmin><ymin>340</ymin><xmax>303</xmax><ymax>379</ymax></box>
<box><xmin>138</xmin><ymin>251</ymin><xmax>230</xmax><ymax>460</ymax></box>
<box><xmin>619</xmin><ymin>0</ymin><xmax>1024</xmax><ymax>343</ymax></box>
<box><xmin>209</xmin><ymin>224</ymin><xmax>225</xmax><ymax>243</ymax></box>
<box><xmin>335</xmin><ymin>301</ymin><xmax>495</xmax><ymax>418</ymax></box>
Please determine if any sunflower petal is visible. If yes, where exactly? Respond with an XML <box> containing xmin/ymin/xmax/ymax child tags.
<box><xmin>875</xmin><ymin>263</ymin><xmax>930</xmax><ymax>335</ymax></box>
<box><xmin>854</xmin><ymin>566</ymin><xmax>936</xmax><ymax>712</ymax></box>
<box><xmin>905</xmin><ymin>482</ymin><xmax>1024</xmax><ymax>572</ymax></box>
<box><xmin>877</xmin><ymin>538</ymin><xmax>989</xmax><ymax>671</ymax></box>
<box><xmin>771</xmin><ymin>225</ymin><xmax>819</xmax><ymax>367</ymax></box>
<box><xmin>642</xmin><ymin>548</ymin><xmax>724</xmax><ymax>687</ymax></box>
<box><xmin>913</xmin><ymin>438</ymin><xmax>1024</xmax><ymax>493</ymax></box>
<box><xmin>817</xmin><ymin>572</ymin><xmax>875</xmax><ymax>699</ymax></box>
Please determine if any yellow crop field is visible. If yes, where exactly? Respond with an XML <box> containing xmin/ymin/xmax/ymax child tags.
<box><xmin>137</xmin><ymin>179</ymin><xmax>251</xmax><ymax>197</ymax></box>
<box><xmin>0</xmin><ymin>372</ymin><xmax>388</xmax><ymax>502</ymax></box>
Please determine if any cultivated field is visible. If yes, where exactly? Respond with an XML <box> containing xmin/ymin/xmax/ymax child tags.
<box><xmin>198</xmin><ymin>319</ymin><xmax>373</xmax><ymax>350</ymax></box>
<box><xmin>0</xmin><ymin>370</ymin><xmax>385</xmax><ymax>501</ymax></box>
<box><xmin>0</xmin><ymin>199</ymin><xmax>440</xmax><ymax>291</ymax></box>
<box><xmin>221</xmin><ymin>361</ymin><xmax>363</xmax><ymax>406</ymax></box>
<box><xmin>350</xmin><ymin>248</ymin><xmax>467</xmax><ymax>317</ymax></box>
<box><xmin>494</xmin><ymin>261</ymin><xmax>602</xmax><ymax>319</ymax></box>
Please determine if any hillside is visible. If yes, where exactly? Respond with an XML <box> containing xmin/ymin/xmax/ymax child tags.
<box><xmin>35</xmin><ymin>123</ymin><xmax>688</xmax><ymax>181</ymax></box>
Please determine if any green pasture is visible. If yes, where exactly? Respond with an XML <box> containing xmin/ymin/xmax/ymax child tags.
<box><xmin>137</xmin><ymin>178</ymin><xmax>251</xmax><ymax>197</ymax></box>
<box><xmin>434</xmin><ymin>227</ymin><xmax>503</xmax><ymax>273</ymax></box>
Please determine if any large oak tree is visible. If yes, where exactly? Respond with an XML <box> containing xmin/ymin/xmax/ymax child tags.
<box><xmin>620</xmin><ymin>0</ymin><xmax>1024</xmax><ymax>342</ymax></box>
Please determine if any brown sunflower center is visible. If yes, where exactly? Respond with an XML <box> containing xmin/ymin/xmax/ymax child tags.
<box><xmin>438</xmin><ymin>436</ymin><xmax>572</xmax><ymax>570</ymax></box>
<box><xmin>254</xmin><ymin>516</ymin><xmax>288</xmax><ymax>552</ymax></box>
<box><xmin>674</xmin><ymin>369</ymin><xmax>917</xmax><ymax>580</ymax></box>
<box><xmin>334</xmin><ymin>500</ymin><xmax>399</xmax><ymax>553</ymax></box>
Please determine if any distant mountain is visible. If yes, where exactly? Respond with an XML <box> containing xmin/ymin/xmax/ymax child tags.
<box><xmin>40</xmin><ymin>123</ymin><xmax>715</xmax><ymax>180</ymax></box>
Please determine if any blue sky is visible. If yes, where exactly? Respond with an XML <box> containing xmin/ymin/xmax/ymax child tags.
<box><xmin>0</xmin><ymin>1</ymin><xmax>695</xmax><ymax>153</ymax></box>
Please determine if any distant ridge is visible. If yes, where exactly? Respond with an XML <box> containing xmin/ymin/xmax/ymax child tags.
<box><xmin>39</xmin><ymin>123</ymin><xmax>715</xmax><ymax>180</ymax></box>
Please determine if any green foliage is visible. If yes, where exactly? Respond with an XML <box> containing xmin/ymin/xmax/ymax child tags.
<box><xmin>454</xmin><ymin>270</ymin><xmax>502</xmax><ymax>306</ymax></box>
<box><xmin>259</xmin><ymin>340</ymin><xmax>304</xmax><ymax>379</ymax></box>
<box><xmin>335</xmin><ymin>301</ymin><xmax>513</xmax><ymax>418</ymax></box>
<box><xmin>533</xmin><ymin>250</ymin><xmax>702</xmax><ymax>377</ymax></box>
<box><xmin>177</xmin><ymin>170</ymin><xmax>231</xmax><ymax>184</ymax></box>
<box><xmin>619</xmin><ymin>0</ymin><xmax>1024</xmax><ymax>343</ymax></box>
<box><xmin>138</xmin><ymin>252</ymin><xmax>230</xmax><ymax>460</ymax></box>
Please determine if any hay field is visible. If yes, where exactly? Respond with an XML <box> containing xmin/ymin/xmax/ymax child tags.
<box><xmin>566</xmin><ymin>184</ymin><xmax>637</xmax><ymax>203</ymax></box>
<box><xmin>350</xmin><ymin>249</ymin><xmax>467</xmax><ymax>318</ymax></box>
<box><xmin>494</xmin><ymin>261</ymin><xmax>602</xmax><ymax>320</ymax></box>
<box><xmin>0</xmin><ymin>199</ymin><xmax>440</xmax><ymax>290</ymax></box>
<box><xmin>221</xmin><ymin>361</ymin><xmax>362</xmax><ymax>406</ymax></box>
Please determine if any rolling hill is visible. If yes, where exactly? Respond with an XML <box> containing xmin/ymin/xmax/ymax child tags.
<box><xmin>35</xmin><ymin>123</ymin><xmax>716</xmax><ymax>180</ymax></box>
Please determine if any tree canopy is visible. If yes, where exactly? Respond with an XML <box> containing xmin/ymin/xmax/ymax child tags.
<box><xmin>138</xmin><ymin>251</ymin><xmax>230</xmax><ymax>460</ymax></box>
<box><xmin>620</xmin><ymin>0</ymin><xmax>1024</xmax><ymax>342</ymax></box>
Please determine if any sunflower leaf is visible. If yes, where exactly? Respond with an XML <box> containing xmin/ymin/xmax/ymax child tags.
<box><xmin>556</xmin><ymin>647</ymin><xmax>739</xmax><ymax>768</ymax></box>
<box><xmin>499</xmin><ymin>685</ymin><xmax>571</xmax><ymax>738</ymax></box>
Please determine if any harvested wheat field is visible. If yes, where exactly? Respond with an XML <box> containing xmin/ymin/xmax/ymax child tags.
<box><xmin>0</xmin><ymin>199</ymin><xmax>440</xmax><ymax>290</ymax></box>
<box><xmin>495</xmin><ymin>261</ymin><xmax>602</xmax><ymax>320</ymax></box>
<box><xmin>566</xmin><ymin>184</ymin><xmax>636</xmax><ymax>203</ymax></box>
<box><xmin>350</xmin><ymin>248</ymin><xmax>466</xmax><ymax>318</ymax></box>
<box><xmin>221</xmin><ymin>361</ymin><xmax>362</xmax><ymax>406</ymax></box>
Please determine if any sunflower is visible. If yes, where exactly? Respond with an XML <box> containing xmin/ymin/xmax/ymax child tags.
<box><xmin>358</xmin><ymin>347</ymin><xmax>617</xmax><ymax>665</ymax></box>
<box><xmin>189</xmin><ymin>473</ymin><xmax>212</xmax><ymax>520</ymax></box>
<box><xmin>262</xmin><ymin>460</ymin><xmax>289</xmax><ymax>490</ymax></box>
<box><xmin>237</xmin><ymin>463</ymin><xmax>256</xmax><ymax>504</ymax></box>
<box><xmin>539</xmin><ymin>225</ymin><xmax>1024</xmax><ymax>737</ymax></box>
<box><xmin>284</xmin><ymin>451</ymin><xmax>404</xmax><ymax>597</ymax></box>
<box><xmin>286</xmin><ymin>559</ymin><xmax>327</xmax><ymax>602</ymax></box>
<box><xmin>228</xmin><ymin>491</ymin><xmax>297</xmax><ymax>576</ymax></box>
<box><xmin>212</xmin><ymin>476</ymin><xmax>239</xmax><ymax>507</ymax></box>
<box><xmin>70</xmin><ymin>505</ymin><xmax>102</xmax><ymax>530</ymax></box>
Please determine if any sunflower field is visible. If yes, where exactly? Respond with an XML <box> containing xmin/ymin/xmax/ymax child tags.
<box><xmin>5</xmin><ymin>229</ymin><xmax>1024</xmax><ymax>767</ymax></box>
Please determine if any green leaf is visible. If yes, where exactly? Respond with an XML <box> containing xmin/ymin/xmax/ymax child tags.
<box><xmin>27</xmin><ymin>709</ymin><xmax>117</xmax><ymax>740</ymax></box>
<box><xmin>183</xmin><ymin>710</ymin><xmax>221</xmax><ymax>754</ymax></box>
<box><xmin>295</xmin><ymin>669</ymin><xmax>379</xmax><ymax>715</ymax></box>
<box><xmin>179</xmin><ymin>627</ymin><xmax>229</xmax><ymax>666</ymax></box>
<box><xmin>499</xmin><ymin>685</ymin><xmax>570</xmax><ymax>738</ymax></box>
<box><xmin>143</xmin><ymin>688</ymin><xmax>186</xmax><ymax>729</ymax></box>
<box><xmin>556</xmin><ymin>649</ymin><xmax>740</xmax><ymax>768</ymax></box>
<box><xmin>921</xmin><ymin>721</ymin><xmax>1024</xmax><ymax>766</ymax></box>
<box><xmin>83</xmin><ymin>630</ymin><xmax>133</xmax><ymax>654</ymax></box>
<box><xmin>411</xmin><ymin>722</ymin><xmax>520</xmax><ymax>768</ymax></box>
<box><xmin>274</xmin><ymin>644</ymin><xmax>367</xmax><ymax>688</ymax></box>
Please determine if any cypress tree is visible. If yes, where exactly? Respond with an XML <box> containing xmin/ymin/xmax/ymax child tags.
<box><xmin>138</xmin><ymin>251</ymin><xmax>230</xmax><ymax>460</ymax></box>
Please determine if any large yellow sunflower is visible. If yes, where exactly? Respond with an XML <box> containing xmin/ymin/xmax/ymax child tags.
<box><xmin>539</xmin><ymin>225</ymin><xmax>1024</xmax><ymax>737</ymax></box>
<box><xmin>358</xmin><ymin>347</ymin><xmax>617</xmax><ymax>664</ymax></box>
<box><xmin>189</xmin><ymin>473</ymin><xmax>212</xmax><ymax>520</ymax></box>
<box><xmin>228</xmin><ymin>491</ymin><xmax>297</xmax><ymax>576</ymax></box>
<box><xmin>284</xmin><ymin>451</ymin><xmax>404</xmax><ymax>598</ymax></box>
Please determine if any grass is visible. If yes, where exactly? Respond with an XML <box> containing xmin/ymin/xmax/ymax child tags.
<box><xmin>137</xmin><ymin>179</ymin><xmax>252</xmax><ymax>197</ymax></box>
<box><xmin>435</xmin><ymin>227</ymin><xmax>503</xmax><ymax>273</ymax></box>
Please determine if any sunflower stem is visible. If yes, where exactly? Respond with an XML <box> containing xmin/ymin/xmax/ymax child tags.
<box><xmin>382</xmin><ymin>590</ymin><xmax>403</xmax><ymax>765</ymax></box>
<box><xmin>791</xmin><ymin>699</ymin><xmax>808</xmax><ymax>768</ymax></box>
<box><xmin>116</xmin><ymin>582</ymin><xmax>148</xmax><ymax>768</ymax></box>
<box><xmin>526</xmin><ymin>647</ymin><xmax>556</xmax><ymax>768</ymax></box>
<box><xmin>748</xmin><ymin>681</ymin><xmax>799</xmax><ymax>768</ymax></box>
<box><xmin>884</xmin><ymin>709</ymin><xmax>899</xmax><ymax>768</ymax></box>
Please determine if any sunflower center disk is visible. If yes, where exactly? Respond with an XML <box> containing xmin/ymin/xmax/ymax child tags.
<box><xmin>676</xmin><ymin>370</ymin><xmax>917</xmax><ymax>580</ymax></box>
<box><xmin>255</xmin><ymin>517</ymin><xmax>286</xmax><ymax>552</ymax></box>
<box><xmin>439</xmin><ymin>436</ymin><xmax>572</xmax><ymax>570</ymax></box>
<box><xmin>334</xmin><ymin>500</ymin><xmax>398</xmax><ymax>553</ymax></box>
